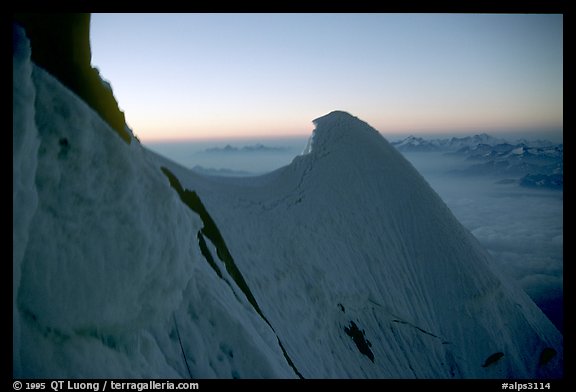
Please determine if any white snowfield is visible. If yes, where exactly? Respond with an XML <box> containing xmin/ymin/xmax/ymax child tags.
<box><xmin>13</xmin><ymin>24</ymin><xmax>562</xmax><ymax>379</ymax></box>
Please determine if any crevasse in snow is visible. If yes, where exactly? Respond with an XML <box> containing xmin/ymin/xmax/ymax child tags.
<box><xmin>13</xmin><ymin>22</ymin><xmax>562</xmax><ymax>379</ymax></box>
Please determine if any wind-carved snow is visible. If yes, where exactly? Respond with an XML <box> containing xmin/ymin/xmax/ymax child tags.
<box><xmin>301</xmin><ymin>131</ymin><xmax>315</xmax><ymax>155</ymax></box>
<box><xmin>13</xmin><ymin>22</ymin><xmax>562</xmax><ymax>378</ymax></box>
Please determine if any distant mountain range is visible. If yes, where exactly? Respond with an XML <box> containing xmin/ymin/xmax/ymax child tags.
<box><xmin>203</xmin><ymin>144</ymin><xmax>286</xmax><ymax>153</ymax></box>
<box><xmin>191</xmin><ymin>165</ymin><xmax>254</xmax><ymax>177</ymax></box>
<box><xmin>391</xmin><ymin>134</ymin><xmax>563</xmax><ymax>190</ymax></box>
<box><xmin>391</xmin><ymin>133</ymin><xmax>507</xmax><ymax>152</ymax></box>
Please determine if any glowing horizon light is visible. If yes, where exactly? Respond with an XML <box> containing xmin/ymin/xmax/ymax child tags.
<box><xmin>91</xmin><ymin>13</ymin><xmax>563</xmax><ymax>142</ymax></box>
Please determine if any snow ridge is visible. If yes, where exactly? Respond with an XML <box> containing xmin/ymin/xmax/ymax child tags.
<box><xmin>306</xmin><ymin>111</ymin><xmax>380</xmax><ymax>157</ymax></box>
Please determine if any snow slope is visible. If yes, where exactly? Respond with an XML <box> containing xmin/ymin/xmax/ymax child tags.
<box><xmin>13</xmin><ymin>23</ymin><xmax>562</xmax><ymax>378</ymax></box>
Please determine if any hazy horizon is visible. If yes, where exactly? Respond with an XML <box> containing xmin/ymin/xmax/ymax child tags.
<box><xmin>140</xmin><ymin>127</ymin><xmax>563</xmax><ymax>144</ymax></box>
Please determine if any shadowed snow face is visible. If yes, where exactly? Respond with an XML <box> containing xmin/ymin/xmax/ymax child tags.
<box><xmin>402</xmin><ymin>152</ymin><xmax>563</xmax><ymax>332</ymax></box>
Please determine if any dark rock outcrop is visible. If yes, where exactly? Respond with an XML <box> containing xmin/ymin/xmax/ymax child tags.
<box><xmin>14</xmin><ymin>13</ymin><xmax>132</xmax><ymax>144</ymax></box>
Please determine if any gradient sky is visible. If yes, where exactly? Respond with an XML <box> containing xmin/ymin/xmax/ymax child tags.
<box><xmin>90</xmin><ymin>13</ymin><xmax>563</xmax><ymax>141</ymax></box>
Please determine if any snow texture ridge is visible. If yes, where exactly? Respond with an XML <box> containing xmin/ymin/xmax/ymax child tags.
<box><xmin>13</xmin><ymin>21</ymin><xmax>563</xmax><ymax>378</ymax></box>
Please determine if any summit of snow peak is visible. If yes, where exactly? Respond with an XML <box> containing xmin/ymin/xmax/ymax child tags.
<box><xmin>312</xmin><ymin>110</ymin><xmax>360</xmax><ymax>124</ymax></box>
<box><xmin>312</xmin><ymin>110</ymin><xmax>379</xmax><ymax>138</ymax></box>
<box><xmin>303</xmin><ymin>110</ymin><xmax>386</xmax><ymax>159</ymax></box>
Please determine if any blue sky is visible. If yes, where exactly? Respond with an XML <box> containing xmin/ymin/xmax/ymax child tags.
<box><xmin>90</xmin><ymin>13</ymin><xmax>563</xmax><ymax>141</ymax></box>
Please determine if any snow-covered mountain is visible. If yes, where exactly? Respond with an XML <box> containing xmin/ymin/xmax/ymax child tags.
<box><xmin>449</xmin><ymin>143</ymin><xmax>563</xmax><ymax>189</ymax></box>
<box><xmin>390</xmin><ymin>136</ymin><xmax>441</xmax><ymax>152</ymax></box>
<box><xmin>391</xmin><ymin>133</ymin><xmax>507</xmax><ymax>153</ymax></box>
<box><xmin>442</xmin><ymin>133</ymin><xmax>508</xmax><ymax>150</ymax></box>
<box><xmin>13</xmin><ymin>22</ymin><xmax>563</xmax><ymax>379</ymax></box>
<box><xmin>392</xmin><ymin>134</ymin><xmax>563</xmax><ymax>190</ymax></box>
